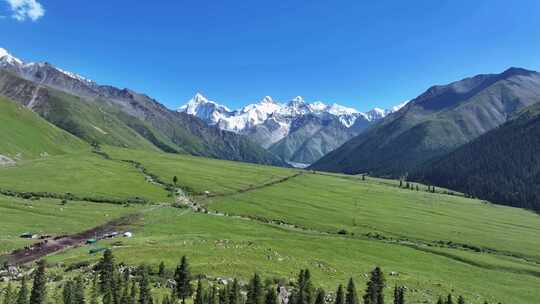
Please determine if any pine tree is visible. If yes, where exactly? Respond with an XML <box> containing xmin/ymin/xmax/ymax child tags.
<box><xmin>436</xmin><ymin>297</ymin><xmax>443</xmax><ymax>304</ymax></box>
<box><xmin>63</xmin><ymin>281</ymin><xmax>74</xmax><ymax>304</ymax></box>
<box><xmin>334</xmin><ymin>285</ymin><xmax>344</xmax><ymax>304</ymax></box>
<box><xmin>392</xmin><ymin>287</ymin><xmax>404</xmax><ymax>304</ymax></box>
<box><xmin>90</xmin><ymin>274</ymin><xmax>99</xmax><ymax>304</ymax></box>
<box><xmin>345</xmin><ymin>279</ymin><xmax>357</xmax><ymax>304</ymax></box>
<box><xmin>229</xmin><ymin>279</ymin><xmax>241</xmax><ymax>304</ymax></box>
<box><xmin>173</xmin><ymin>256</ymin><xmax>192</xmax><ymax>304</ymax></box>
<box><xmin>246</xmin><ymin>274</ymin><xmax>264</xmax><ymax>304</ymax></box>
<box><xmin>219</xmin><ymin>286</ymin><xmax>229</xmax><ymax>304</ymax></box>
<box><xmin>112</xmin><ymin>272</ymin><xmax>122</xmax><ymax>304</ymax></box>
<box><xmin>99</xmin><ymin>250</ymin><xmax>116</xmax><ymax>294</ymax></box>
<box><xmin>264</xmin><ymin>287</ymin><xmax>278</xmax><ymax>304</ymax></box>
<box><xmin>128</xmin><ymin>281</ymin><xmax>137</xmax><ymax>304</ymax></box>
<box><xmin>457</xmin><ymin>296</ymin><xmax>465</xmax><ymax>304</ymax></box>
<box><xmin>445</xmin><ymin>294</ymin><xmax>453</xmax><ymax>304</ymax></box>
<box><xmin>16</xmin><ymin>276</ymin><xmax>29</xmax><ymax>304</ymax></box>
<box><xmin>207</xmin><ymin>286</ymin><xmax>218</xmax><ymax>304</ymax></box>
<box><xmin>295</xmin><ymin>270</ymin><xmax>314</xmax><ymax>304</ymax></box>
<box><xmin>363</xmin><ymin>267</ymin><xmax>385</xmax><ymax>304</ymax></box>
<box><xmin>314</xmin><ymin>289</ymin><xmax>325</xmax><ymax>304</ymax></box>
<box><xmin>397</xmin><ymin>288</ymin><xmax>404</xmax><ymax>304</ymax></box>
<box><xmin>29</xmin><ymin>260</ymin><xmax>46</xmax><ymax>304</ymax></box>
<box><xmin>162</xmin><ymin>296</ymin><xmax>171</xmax><ymax>304</ymax></box>
<box><xmin>120</xmin><ymin>282</ymin><xmax>130</xmax><ymax>304</ymax></box>
<box><xmin>3</xmin><ymin>282</ymin><xmax>14</xmax><ymax>304</ymax></box>
<box><xmin>158</xmin><ymin>263</ymin><xmax>166</xmax><ymax>278</ymax></box>
<box><xmin>73</xmin><ymin>277</ymin><xmax>86</xmax><ymax>304</ymax></box>
<box><xmin>139</xmin><ymin>268</ymin><xmax>151</xmax><ymax>304</ymax></box>
<box><xmin>194</xmin><ymin>280</ymin><xmax>204</xmax><ymax>304</ymax></box>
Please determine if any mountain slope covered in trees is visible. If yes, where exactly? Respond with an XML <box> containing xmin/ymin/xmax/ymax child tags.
<box><xmin>311</xmin><ymin>68</ymin><xmax>540</xmax><ymax>176</ymax></box>
<box><xmin>413</xmin><ymin>102</ymin><xmax>540</xmax><ymax>212</ymax></box>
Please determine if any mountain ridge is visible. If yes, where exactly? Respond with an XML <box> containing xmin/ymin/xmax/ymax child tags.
<box><xmin>178</xmin><ymin>92</ymin><xmax>407</xmax><ymax>165</ymax></box>
<box><xmin>0</xmin><ymin>47</ymin><xmax>287</xmax><ymax>167</ymax></box>
<box><xmin>412</xmin><ymin>101</ymin><xmax>540</xmax><ymax>212</ymax></box>
<box><xmin>310</xmin><ymin>67</ymin><xmax>540</xmax><ymax>175</ymax></box>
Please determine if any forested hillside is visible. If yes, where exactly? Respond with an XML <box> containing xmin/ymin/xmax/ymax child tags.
<box><xmin>413</xmin><ymin>102</ymin><xmax>540</xmax><ymax>212</ymax></box>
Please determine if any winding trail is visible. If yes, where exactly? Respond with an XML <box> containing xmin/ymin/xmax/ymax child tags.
<box><xmin>4</xmin><ymin>148</ymin><xmax>539</xmax><ymax>277</ymax></box>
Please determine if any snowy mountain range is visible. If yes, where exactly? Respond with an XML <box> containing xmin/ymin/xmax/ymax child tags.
<box><xmin>179</xmin><ymin>93</ymin><xmax>406</xmax><ymax>132</ymax></box>
<box><xmin>1</xmin><ymin>47</ymin><xmax>409</xmax><ymax>167</ymax></box>
<box><xmin>178</xmin><ymin>93</ymin><xmax>407</xmax><ymax>166</ymax></box>
<box><xmin>0</xmin><ymin>47</ymin><xmax>287</xmax><ymax>166</ymax></box>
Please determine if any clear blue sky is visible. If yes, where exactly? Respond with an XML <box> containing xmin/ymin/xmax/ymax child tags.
<box><xmin>2</xmin><ymin>0</ymin><xmax>540</xmax><ymax>111</ymax></box>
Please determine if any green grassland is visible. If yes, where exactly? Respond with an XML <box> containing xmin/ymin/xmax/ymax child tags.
<box><xmin>0</xmin><ymin>96</ymin><xmax>87</xmax><ymax>159</ymax></box>
<box><xmin>39</xmin><ymin>88</ymin><xmax>167</xmax><ymax>153</ymax></box>
<box><xmin>1</xmin><ymin>146</ymin><xmax>540</xmax><ymax>303</ymax></box>
<box><xmin>47</xmin><ymin>209</ymin><xmax>540</xmax><ymax>304</ymax></box>
<box><xmin>0</xmin><ymin>152</ymin><xmax>169</xmax><ymax>202</ymax></box>
<box><xmin>205</xmin><ymin>173</ymin><xmax>540</xmax><ymax>261</ymax></box>
<box><xmin>104</xmin><ymin>147</ymin><xmax>297</xmax><ymax>194</ymax></box>
<box><xmin>0</xmin><ymin>194</ymin><xmax>141</xmax><ymax>254</ymax></box>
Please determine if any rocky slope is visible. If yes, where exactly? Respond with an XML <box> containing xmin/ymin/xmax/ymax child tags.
<box><xmin>0</xmin><ymin>48</ymin><xmax>286</xmax><ymax>166</ymax></box>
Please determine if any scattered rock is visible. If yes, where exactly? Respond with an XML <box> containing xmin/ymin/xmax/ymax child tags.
<box><xmin>0</xmin><ymin>155</ymin><xmax>15</xmax><ymax>166</ymax></box>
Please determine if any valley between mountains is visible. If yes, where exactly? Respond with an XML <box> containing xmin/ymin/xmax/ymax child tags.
<box><xmin>1</xmin><ymin>47</ymin><xmax>540</xmax><ymax>304</ymax></box>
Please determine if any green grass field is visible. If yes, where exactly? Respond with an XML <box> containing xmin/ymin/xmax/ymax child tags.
<box><xmin>1</xmin><ymin>147</ymin><xmax>540</xmax><ymax>303</ymax></box>
<box><xmin>205</xmin><ymin>173</ymin><xmax>540</xmax><ymax>261</ymax></box>
<box><xmin>0</xmin><ymin>96</ymin><xmax>86</xmax><ymax>159</ymax></box>
<box><xmin>104</xmin><ymin>147</ymin><xmax>297</xmax><ymax>194</ymax></box>
<box><xmin>47</xmin><ymin>208</ymin><xmax>540</xmax><ymax>304</ymax></box>
<box><xmin>0</xmin><ymin>194</ymin><xmax>142</xmax><ymax>254</ymax></box>
<box><xmin>0</xmin><ymin>152</ymin><xmax>169</xmax><ymax>202</ymax></box>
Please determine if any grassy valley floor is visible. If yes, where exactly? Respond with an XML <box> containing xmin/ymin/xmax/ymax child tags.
<box><xmin>1</xmin><ymin>147</ymin><xmax>539</xmax><ymax>303</ymax></box>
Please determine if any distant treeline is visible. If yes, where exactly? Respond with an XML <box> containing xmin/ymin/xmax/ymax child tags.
<box><xmin>1</xmin><ymin>251</ymin><xmax>496</xmax><ymax>304</ymax></box>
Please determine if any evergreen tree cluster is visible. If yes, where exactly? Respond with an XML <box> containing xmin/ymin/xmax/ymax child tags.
<box><xmin>413</xmin><ymin>104</ymin><xmax>540</xmax><ymax>213</ymax></box>
<box><xmin>0</xmin><ymin>253</ymin><xmax>497</xmax><ymax>304</ymax></box>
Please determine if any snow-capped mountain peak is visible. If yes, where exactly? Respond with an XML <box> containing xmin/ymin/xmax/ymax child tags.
<box><xmin>0</xmin><ymin>47</ymin><xmax>94</xmax><ymax>85</ymax></box>
<box><xmin>259</xmin><ymin>96</ymin><xmax>276</xmax><ymax>104</ymax></box>
<box><xmin>0</xmin><ymin>48</ymin><xmax>23</xmax><ymax>65</ymax></box>
<box><xmin>178</xmin><ymin>94</ymin><xmax>404</xmax><ymax>132</ymax></box>
<box><xmin>179</xmin><ymin>93</ymin><xmax>231</xmax><ymax>123</ymax></box>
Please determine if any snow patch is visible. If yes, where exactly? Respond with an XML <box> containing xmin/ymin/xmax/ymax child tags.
<box><xmin>0</xmin><ymin>47</ymin><xmax>23</xmax><ymax>65</ymax></box>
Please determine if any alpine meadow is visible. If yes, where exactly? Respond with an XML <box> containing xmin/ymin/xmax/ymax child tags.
<box><xmin>1</xmin><ymin>2</ymin><xmax>540</xmax><ymax>304</ymax></box>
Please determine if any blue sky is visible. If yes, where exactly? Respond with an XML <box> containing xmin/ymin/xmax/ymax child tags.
<box><xmin>2</xmin><ymin>0</ymin><xmax>540</xmax><ymax>111</ymax></box>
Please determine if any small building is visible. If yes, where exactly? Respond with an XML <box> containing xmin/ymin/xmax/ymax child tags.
<box><xmin>123</xmin><ymin>232</ymin><xmax>133</xmax><ymax>238</ymax></box>
<box><xmin>20</xmin><ymin>232</ymin><xmax>37</xmax><ymax>239</ymax></box>
<box><xmin>86</xmin><ymin>238</ymin><xmax>97</xmax><ymax>244</ymax></box>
